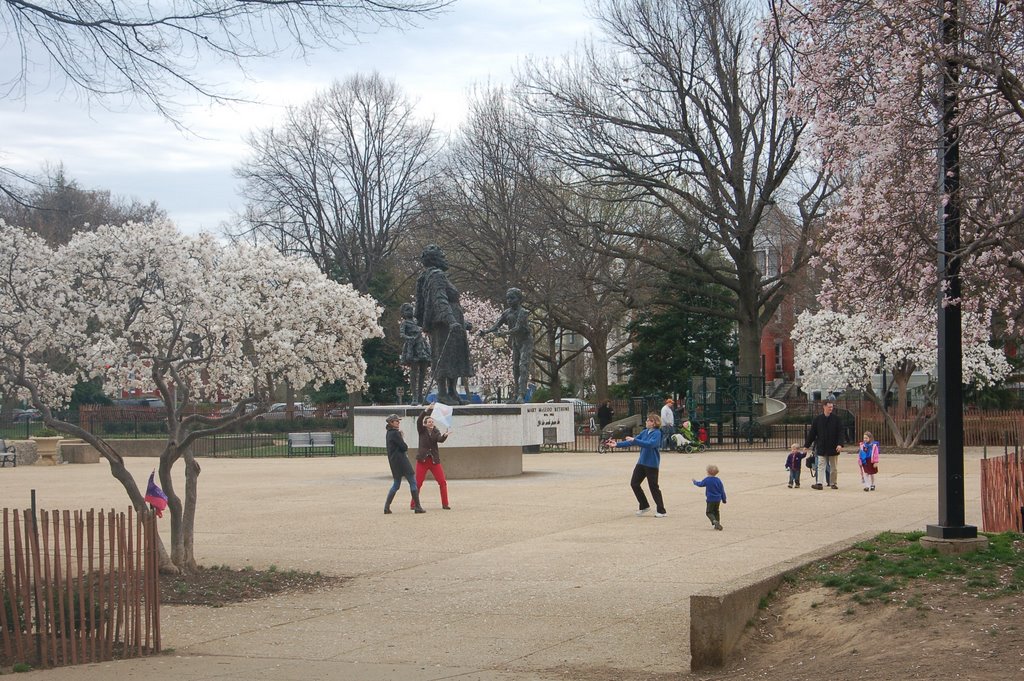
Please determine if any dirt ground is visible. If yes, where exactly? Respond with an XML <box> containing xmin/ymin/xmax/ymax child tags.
<box><xmin>694</xmin><ymin>570</ymin><xmax>1023</xmax><ymax>681</ymax></box>
<box><xmin>158</xmin><ymin>564</ymin><xmax>341</xmax><ymax>606</ymax></box>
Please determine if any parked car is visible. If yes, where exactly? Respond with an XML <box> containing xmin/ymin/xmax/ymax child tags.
<box><xmin>213</xmin><ymin>403</ymin><xmax>259</xmax><ymax>418</ymax></box>
<box><xmin>545</xmin><ymin>398</ymin><xmax>595</xmax><ymax>412</ymax></box>
<box><xmin>256</xmin><ymin>402</ymin><xmax>316</xmax><ymax>420</ymax></box>
<box><xmin>11</xmin><ymin>408</ymin><xmax>42</xmax><ymax>422</ymax></box>
<box><xmin>325</xmin><ymin>406</ymin><xmax>349</xmax><ymax>419</ymax></box>
<box><xmin>114</xmin><ymin>398</ymin><xmax>165</xmax><ymax>410</ymax></box>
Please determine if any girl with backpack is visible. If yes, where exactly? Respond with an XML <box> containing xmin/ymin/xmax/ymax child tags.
<box><xmin>859</xmin><ymin>431</ymin><xmax>880</xmax><ymax>491</ymax></box>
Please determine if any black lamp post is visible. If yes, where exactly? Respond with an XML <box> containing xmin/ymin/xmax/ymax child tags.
<box><xmin>928</xmin><ymin>0</ymin><xmax>976</xmax><ymax>540</ymax></box>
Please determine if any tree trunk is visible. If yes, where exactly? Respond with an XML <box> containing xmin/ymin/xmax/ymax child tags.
<box><xmin>589</xmin><ymin>330</ymin><xmax>610</xmax><ymax>402</ymax></box>
<box><xmin>158</xmin><ymin>454</ymin><xmax>186</xmax><ymax>571</ymax></box>
<box><xmin>893</xmin><ymin>373</ymin><xmax>910</xmax><ymax>420</ymax></box>
<box><xmin>547</xmin><ymin>328</ymin><xmax>562</xmax><ymax>400</ymax></box>
<box><xmin>870</xmin><ymin>384</ymin><xmax>936</xmax><ymax>448</ymax></box>
<box><xmin>40</xmin><ymin>415</ymin><xmax>178</xmax><ymax>572</ymax></box>
<box><xmin>736</xmin><ymin>315</ymin><xmax>762</xmax><ymax>378</ymax></box>
<box><xmin>181</xmin><ymin>449</ymin><xmax>201</xmax><ymax>572</ymax></box>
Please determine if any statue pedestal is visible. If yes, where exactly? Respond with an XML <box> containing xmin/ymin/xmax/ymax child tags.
<box><xmin>353</xmin><ymin>403</ymin><xmax>575</xmax><ymax>478</ymax></box>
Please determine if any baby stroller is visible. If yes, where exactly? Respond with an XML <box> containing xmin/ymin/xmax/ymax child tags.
<box><xmin>670</xmin><ymin>425</ymin><xmax>706</xmax><ymax>453</ymax></box>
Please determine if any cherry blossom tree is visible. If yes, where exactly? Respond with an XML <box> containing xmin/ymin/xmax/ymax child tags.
<box><xmin>777</xmin><ymin>0</ymin><xmax>1024</xmax><ymax>323</ymax></box>
<box><xmin>0</xmin><ymin>219</ymin><xmax>383</xmax><ymax>572</ymax></box>
<box><xmin>793</xmin><ymin>308</ymin><xmax>1009</xmax><ymax>446</ymax></box>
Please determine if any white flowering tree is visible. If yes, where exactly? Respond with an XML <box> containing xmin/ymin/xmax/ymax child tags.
<box><xmin>777</xmin><ymin>0</ymin><xmax>1024</xmax><ymax>325</ymax></box>
<box><xmin>793</xmin><ymin>308</ymin><xmax>1009</xmax><ymax>447</ymax></box>
<box><xmin>462</xmin><ymin>295</ymin><xmax>516</xmax><ymax>400</ymax></box>
<box><xmin>0</xmin><ymin>220</ymin><xmax>383</xmax><ymax>572</ymax></box>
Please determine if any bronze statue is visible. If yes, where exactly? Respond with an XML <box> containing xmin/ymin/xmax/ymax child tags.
<box><xmin>415</xmin><ymin>245</ymin><xmax>474</xmax><ymax>405</ymax></box>
<box><xmin>399</xmin><ymin>302</ymin><xmax>430</xmax><ymax>404</ymax></box>
<box><xmin>480</xmin><ymin>287</ymin><xmax>533</xmax><ymax>403</ymax></box>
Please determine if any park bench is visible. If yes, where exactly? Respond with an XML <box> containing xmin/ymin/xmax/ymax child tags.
<box><xmin>0</xmin><ymin>439</ymin><xmax>16</xmax><ymax>467</ymax></box>
<box><xmin>287</xmin><ymin>432</ymin><xmax>335</xmax><ymax>457</ymax></box>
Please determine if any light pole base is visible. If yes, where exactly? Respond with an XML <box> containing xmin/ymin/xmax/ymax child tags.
<box><xmin>925</xmin><ymin>523</ymin><xmax>978</xmax><ymax>539</ymax></box>
<box><xmin>921</xmin><ymin>532</ymin><xmax>988</xmax><ymax>556</ymax></box>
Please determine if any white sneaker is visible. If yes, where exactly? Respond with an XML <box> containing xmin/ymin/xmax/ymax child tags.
<box><xmin>655</xmin><ymin>512</ymin><xmax>667</xmax><ymax>518</ymax></box>
<box><xmin>636</xmin><ymin>508</ymin><xmax>650</xmax><ymax>516</ymax></box>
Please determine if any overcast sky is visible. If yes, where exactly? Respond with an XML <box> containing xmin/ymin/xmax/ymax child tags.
<box><xmin>0</xmin><ymin>0</ymin><xmax>596</xmax><ymax>234</ymax></box>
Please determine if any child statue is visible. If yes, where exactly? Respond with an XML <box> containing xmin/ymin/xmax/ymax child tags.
<box><xmin>479</xmin><ymin>287</ymin><xmax>533</xmax><ymax>403</ymax></box>
<box><xmin>399</xmin><ymin>302</ymin><xmax>431</xmax><ymax>404</ymax></box>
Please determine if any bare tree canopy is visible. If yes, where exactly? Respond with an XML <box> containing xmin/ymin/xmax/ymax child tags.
<box><xmin>518</xmin><ymin>0</ymin><xmax>838</xmax><ymax>376</ymax></box>
<box><xmin>0</xmin><ymin>164</ymin><xmax>165</xmax><ymax>244</ymax></box>
<box><xmin>2</xmin><ymin>0</ymin><xmax>450</xmax><ymax>119</ymax></box>
<box><xmin>421</xmin><ymin>85</ymin><xmax>546</xmax><ymax>300</ymax></box>
<box><xmin>422</xmin><ymin>85</ymin><xmax>648</xmax><ymax>400</ymax></box>
<box><xmin>233</xmin><ymin>72</ymin><xmax>438</xmax><ymax>293</ymax></box>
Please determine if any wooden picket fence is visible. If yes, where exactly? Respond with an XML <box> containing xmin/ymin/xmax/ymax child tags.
<box><xmin>1</xmin><ymin>507</ymin><xmax>160</xmax><ymax>669</ymax></box>
<box><xmin>843</xmin><ymin>403</ymin><xmax>1024</xmax><ymax>447</ymax></box>
<box><xmin>979</xmin><ymin>450</ymin><xmax>1024</xmax><ymax>533</ymax></box>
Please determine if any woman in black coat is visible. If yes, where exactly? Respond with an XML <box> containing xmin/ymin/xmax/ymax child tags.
<box><xmin>385</xmin><ymin>414</ymin><xmax>425</xmax><ymax>514</ymax></box>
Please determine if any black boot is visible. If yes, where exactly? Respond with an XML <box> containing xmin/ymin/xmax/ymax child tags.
<box><xmin>385</xmin><ymin>488</ymin><xmax>397</xmax><ymax>514</ymax></box>
<box><xmin>412</xmin><ymin>489</ymin><xmax>426</xmax><ymax>513</ymax></box>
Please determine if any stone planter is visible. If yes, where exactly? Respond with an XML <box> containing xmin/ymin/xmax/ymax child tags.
<box><xmin>31</xmin><ymin>436</ymin><xmax>63</xmax><ymax>465</ymax></box>
<box><xmin>61</xmin><ymin>439</ymin><xmax>101</xmax><ymax>464</ymax></box>
<box><xmin>12</xmin><ymin>441</ymin><xmax>38</xmax><ymax>465</ymax></box>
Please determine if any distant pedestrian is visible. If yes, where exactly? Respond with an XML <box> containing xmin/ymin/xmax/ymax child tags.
<box><xmin>384</xmin><ymin>413</ymin><xmax>425</xmax><ymax>514</ymax></box>
<box><xmin>804</xmin><ymin>400</ymin><xmax>845</xmax><ymax>489</ymax></box>
<box><xmin>693</xmin><ymin>464</ymin><xmax>727</xmax><ymax>530</ymax></box>
<box><xmin>412</xmin><ymin>403</ymin><xmax>451</xmax><ymax>510</ymax></box>
<box><xmin>859</xmin><ymin>431</ymin><xmax>880</xmax><ymax>491</ymax></box>
<box><xmin>605</xmin><ymin>413</ymin><xmax>667</xmax><ymax>517</ymax></box>
<box><xmin>785</xmin><ymin>442</ymin><xmax>806</xmax><ymax>488</ymax></box>
<box><xmin>597</xmin><ymin>400</ymin><xmax>614</xmax><ymax>431</ymax></box>
<box><xmin>660</xmin><ymin>398</ymin><xmax>675</xmax><ymax>449</ymax></box>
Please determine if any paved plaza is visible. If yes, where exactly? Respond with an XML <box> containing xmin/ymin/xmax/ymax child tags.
<box><xmin>0</xmin><ymin>446</ymin><xmax>987</xmax><ymax>680</ymax></box>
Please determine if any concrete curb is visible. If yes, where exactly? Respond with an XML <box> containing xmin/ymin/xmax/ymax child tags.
<box><xmin>689</xmin><ymin>530</ymin><xmax>877</xmax><ymax>670</ymax></box>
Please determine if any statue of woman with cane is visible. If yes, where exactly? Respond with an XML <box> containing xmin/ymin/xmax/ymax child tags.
<box><xmin>415</xmin><ymin>244</ymin><xmax>474</xmax><ymax>405</ymax></box>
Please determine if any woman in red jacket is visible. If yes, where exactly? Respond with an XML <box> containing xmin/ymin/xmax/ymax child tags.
<box><xmin>411</xmin><ymin>403</ymin><xmax>452</xmax><ymax>510</ymax></box>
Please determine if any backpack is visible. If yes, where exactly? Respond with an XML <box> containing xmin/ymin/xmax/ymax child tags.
<box><xmin>870</xmin><ymin>442</ymin><xmax>880</xmax><ymax>463</ymax></box>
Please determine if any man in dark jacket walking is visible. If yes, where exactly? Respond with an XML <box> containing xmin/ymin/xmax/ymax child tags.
<box><xmin>804</xmin><ymin>401</ymin><xmax>845</xmax><ymax>490</ymax></box>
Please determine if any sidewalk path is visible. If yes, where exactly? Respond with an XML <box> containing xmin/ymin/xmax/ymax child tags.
<box><xmin>1</xmin><ymin>447</ymin><xmax>985</xmax><ymax>680</ymax></box>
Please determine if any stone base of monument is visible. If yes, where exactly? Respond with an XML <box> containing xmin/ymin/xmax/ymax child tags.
<box><xmin>353</xmin><ymin>403</ymin><xmax>575</xmax><ymax>478</ymax></box>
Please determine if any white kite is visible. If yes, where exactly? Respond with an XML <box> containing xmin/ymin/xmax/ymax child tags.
<box><xmin>431</xmin><ymin>401</ymin><xmax>454</xmax><ymax>431</ymax></box>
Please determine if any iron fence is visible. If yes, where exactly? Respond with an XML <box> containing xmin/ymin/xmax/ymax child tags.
<box><xmin>190</xmin><ymin>432</ymin><xmax>382</xmax><ymax>458</ymax></box>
